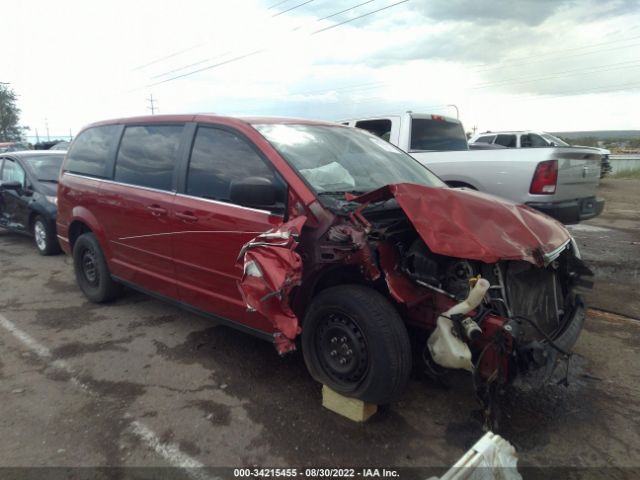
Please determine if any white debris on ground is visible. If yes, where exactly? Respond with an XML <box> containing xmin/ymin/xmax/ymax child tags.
<box><xmin>431</xmin><ymin>432</ymin><xmax>522</xmax><ymax>480</ymax></box>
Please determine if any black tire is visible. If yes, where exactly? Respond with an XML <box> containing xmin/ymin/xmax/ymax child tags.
<box><xmin>33</xmin><ymin>215</ymin><xmax>61</xmax><ymax>256</ymax></box>
<box><xmin>72</xmin><ymin>232</ymin><xmax>122</xmax><ymax>303</ymax></box>
<box><xmin>301</xmin><ymin>284</ymin><xmax>412</xmax><ymax>404</ymax></box>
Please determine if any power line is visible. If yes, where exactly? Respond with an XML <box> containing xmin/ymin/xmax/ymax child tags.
<box><xmin>148</xmin><ymin>1</ymin><xmax>381</xmax><ymax>82</ymax></box>
<box><xmin>316</xmin><ymin>0</ymin><xmax>377</xmax><ymax>22</ymax></box>
<box><xmin>150</xmin><ymin>51</ymin><xmax>232</xmax><ymax>79</ymax></box>
<box><xmin>471</xmin><ymin>59</ymin><xmax>640</xmax><ymax>90</ymax></box>
<box><xmin>146</xmin><ymin>0</ymin><xmax>409</xmax><ymax>87</ymax></box>
<box><xmin>282</xmin><ymin>41</ymin><xmax>640</xmax><ymax>100</ymax></box>
<box><xmin>131</xmin><ymin>43</ymin><xmax>206</xmax><ymax>71</ymax></box>
<box><xmin>472</xmin><ymin>34</ymin><xmax>640</xmax><ymax>73</ymax></box>
<box><xmin>272</xmin><ymin>0</ymin><xmax>315</xmax><ymax>17</ymax></box>
<box><xmin>267</xmin><ymin>0</ymin><xmax>292</xmax><ymax>9</ymax></box>
<box><xmin>149</xmin><ymin>49</ymin><xmax>268</xmax><ymax>86</ymax></box>
<box><xmin>311</xmin><ymin>0</ymin><xmax>409</xmax><ymax>35</ymax></box>
<box><xmin>132</xmin><ymin>0</ymin><xmax>317</xmax><ymax>74</ymax></box>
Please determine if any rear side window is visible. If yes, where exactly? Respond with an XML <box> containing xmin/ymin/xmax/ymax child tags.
<box><xmin>65</xmin><ymin>125</ymin><xmax>120</xmax><ymax>178</ymax></box>
<box><xmin>355</xmin><ymin>119</ymin><xmax>392</xmax><ymax>141</ymax></box>
<box><xmin>410</xmin><ymin>118</ymin><xmax>468</xmax><ymax>151</ymax></box>
<box><xmin>474</xmin><ymin>135</ymin><xmax>496</xmax><ymax>144</ymax></box>
<box><xmin>494</xmin><ymin>134</ymin><xmax>517</xmax><ymax>148</ymax></box>
<box><xmin>115</xmin><ymin>125</ymin><xmax>183</xmax><ymax>191</ymax></box>
<box><xmin>186</xmin><ymin>127</ymin><xmax>277</xmax><ymax>203</ymax></box>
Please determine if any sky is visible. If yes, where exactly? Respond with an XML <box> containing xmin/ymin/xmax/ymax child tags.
<box><xmin>2</xmin><ymin>0</ymin><xmax>640</xmax><ymax>141</ymax></box>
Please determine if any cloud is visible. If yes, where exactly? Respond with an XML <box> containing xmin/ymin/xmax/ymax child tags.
<box><xmin>406</xmin><ymin>0</ymin><xmax>558</xmax><ymax>26</ymax></box>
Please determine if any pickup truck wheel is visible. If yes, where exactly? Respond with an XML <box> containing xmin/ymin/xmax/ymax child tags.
<box><xmin>302</xmin><ymin>285</ymin><xmax>412</xmax><ymax>404</ymax></box>
<box><xmin>33</xmin><ymin>216</ymin><xmax>61</xmax><ymax>256</ymax></box>
<box><xmin>72</xmin><ymin>232</ymin><xmax>123</xmax><ymax>303</ymax></box>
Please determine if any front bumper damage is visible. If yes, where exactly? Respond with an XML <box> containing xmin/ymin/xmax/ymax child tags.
<box><xmin>236</xmin><ymin>183</ymin><xmax>593</xmax><ymax>412</ymax></box>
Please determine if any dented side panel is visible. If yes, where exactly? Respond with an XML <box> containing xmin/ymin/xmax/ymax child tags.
<box><xmin>237</xmin><ymin>216</ymin><xmax>306</xmax><ymax>354</ymax></box>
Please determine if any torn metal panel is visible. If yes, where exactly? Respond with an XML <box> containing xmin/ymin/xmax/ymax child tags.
<box><xmin>351</xmin><ymin>184</ymin><xmax>571</xmax><ymax>266</ymax></box>
<box><xmin>237</xmin><ymin>216</ymin><xmax>306</xmax><ymax>354</ymax></box>
<box><xmin>326</xmin><ymin>224</ymin><xmax>380</xmax><ymax>281</ymax></box>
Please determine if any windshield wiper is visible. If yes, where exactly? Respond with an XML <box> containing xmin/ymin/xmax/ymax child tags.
<box><xmin>37</xmin><ymin>179</ymin><xmax>58</xmax><ymax>184</ymax></box>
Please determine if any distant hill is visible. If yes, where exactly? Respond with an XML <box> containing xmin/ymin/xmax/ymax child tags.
<box><xmin>552</xmin><ymin>130</ymin><xmax>640</xmax><ymax>141</ymax></box>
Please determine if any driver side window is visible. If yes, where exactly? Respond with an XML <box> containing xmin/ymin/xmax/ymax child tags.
<box><xmin>186</xmin><ymin>126</ymin><xmax>283</xmax><ymax>208</ymax></box>
<box><xmin>1</xmin><ymin>159</ymin><xmax>26</xmax><ymax>185</ymax></box>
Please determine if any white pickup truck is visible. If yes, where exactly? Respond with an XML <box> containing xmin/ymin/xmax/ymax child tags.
<box><xmin>341</xmin><ymin>112</ymin><xmax>604</xmax><ymax>224</ymax></box>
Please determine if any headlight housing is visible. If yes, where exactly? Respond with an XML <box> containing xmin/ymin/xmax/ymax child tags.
<box><xmin>46</xmin><ymin>195</ymin><xmax>57</xmax><ymax>206</ymax></box>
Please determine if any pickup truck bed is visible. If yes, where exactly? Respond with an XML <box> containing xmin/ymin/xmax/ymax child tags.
<box><xmin>413</xmin><ymin>147</ymin><xmax>604</xmax><ymax>223</ymax></box>
<box><xmin>341</xmin><ymin>112</ymin><xmax>604</xmax><ymax>224</ymax></box>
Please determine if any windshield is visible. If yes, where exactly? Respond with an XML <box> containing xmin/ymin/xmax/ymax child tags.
<box><xmin>254</xmin><ymin>124</ymin><xmax>445</xmax><ymax>195</ymax></box>
<box><xmin>26</xmin><ymin>155</ymin><xmax>64</xmax><ymax>182</ymax></box>
<box><xmin>541</xmin><ymin>133</ymin><xmax>569</xmax><ymax>147</ymax></box>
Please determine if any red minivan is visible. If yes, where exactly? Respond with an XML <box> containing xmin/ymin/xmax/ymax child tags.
<box><xmin>57</xmin><ymin>114</ymin><xmax>592</xmax><ymax>414</ymax></box>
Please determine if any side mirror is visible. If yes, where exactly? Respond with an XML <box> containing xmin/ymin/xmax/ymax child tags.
<box><xmin>0</xmin><ymin>181</ymin><xmax>22</xmax><ymax>191</ymax></box>
<box><xmin>549</xmin><ymin>141</ymin><xmax>556</xmax><ymax>147</ymax></box>
<box><xmin>229</xmin><ymin>177</ymin><xmax>280</xmax><ymax>208</ymax></box>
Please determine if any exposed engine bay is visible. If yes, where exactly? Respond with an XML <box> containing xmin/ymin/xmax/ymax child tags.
<box><xmin>237</xmin><ymin>183</ymin><xmax>593</xmax><ymax>425</ymax></box>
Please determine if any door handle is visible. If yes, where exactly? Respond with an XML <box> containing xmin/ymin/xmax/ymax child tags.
<box><xmin>146</xmin><ymin>204</ymin><xmax>167</xmax><ymax>216</ymax></box>
<box><xmin>175</xmin><ymin>211</ymin><xmax>198</xmax><ymax>223</ymax></box>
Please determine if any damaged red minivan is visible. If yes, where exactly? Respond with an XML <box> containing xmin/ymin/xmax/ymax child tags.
<box><xmin>57</xmin><ymin>115</ymin><xmax>592</xmax><ymax>412</ymax></box>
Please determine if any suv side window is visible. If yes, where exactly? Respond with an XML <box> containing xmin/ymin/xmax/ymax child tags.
<box><xmin>65</xmin><ymin>125</ymin><xmax>120</xmax><ymax>178</ymax></box>
<box><xmin>474</xmin><ymin>135</ymin><xmax>496</xmax><ymax>144</ymax></box>
<box><xmin>186</xmin><ymin>126</ymin><xmax>280</xmax><ymax>207</ymax></box>
<box><xmin>494</xmin><ymin>134</ymin><xmax>517</xmax><ymax>148</ymax></box>
<box><xmin>1</xmin><ymin>159</ymin><xmax>26</xmax><ymax>185</ymax></box>
<box><xmin>115</xmin><ymin>125</ymin><xmax>184</xmax><ymax>191</ymax></box>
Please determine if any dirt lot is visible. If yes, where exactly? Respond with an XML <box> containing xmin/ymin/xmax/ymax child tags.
<box><xmin>0</xmin><ymin>179</ymin><xmax>639</xmax><ymax>478</ymax></box>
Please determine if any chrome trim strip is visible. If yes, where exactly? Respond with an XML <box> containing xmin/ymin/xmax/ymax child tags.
<box><xmin>63</xmin><ymin>172</ymin><xmax>175</xmax><ymax>196</ymax></box>
<box><xmin>543</xmin><ymin>239</ymin><xmax>571</xmax><ymax>265</ymax></box>
<box><xmin>175</xmin><ymin>193</ymin><xmax>276</xmax><ymax>216</ymax></box>
<box><xmin>118</xmin><ymin>230</ymin><xmax>266</xmax><ymax>241</ymax></box>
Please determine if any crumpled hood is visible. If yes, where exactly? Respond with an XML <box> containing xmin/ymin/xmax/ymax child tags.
<box><xmin>352</xmin><ymin>184</ymin><xmax>571</xmax><ymax>265</ymax></box>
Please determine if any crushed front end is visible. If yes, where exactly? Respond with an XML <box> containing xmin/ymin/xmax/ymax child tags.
<box><xmin>354</xmin><ymin>184</ymin><xmax>593</xmax><ymax>422</ymax></box>
<box><xmin>237</xmin><ymin>182</ymin><xmax>593</xmax><ymax>423</ymax></box>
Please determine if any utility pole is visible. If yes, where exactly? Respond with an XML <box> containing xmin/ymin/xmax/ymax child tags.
<box><xmin>35</xmin><ymin>128</ymin><xmax>40</xmax><ymax>143</ymax></box>
<box><xmin>472</xmin><ymin>125</ymin><xmax>478</xmax><ymax>135</ymax></box>
<box><xmin>147</xmin><ymin>94</ymin><xmax>158</xmax><ymax>114</ymax></box>
<box><xmin>45</xmin><ymin>118</ymin><xmax>50</xmax><ymax>141</ymax></box>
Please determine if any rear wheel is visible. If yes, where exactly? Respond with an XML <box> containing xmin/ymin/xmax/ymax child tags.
<box><xmin>301</xmin><ymin>285</ymin><xmax>411</xmax><ymax>404</ymax></box>
<box><xmin>33</xmin><ymin>216</ymin><xmax>60</xmax><ymax>256</ymax></box>
<box><xmin>72</xmin><ymin>232</ymin><xmax>122</xmax><ymax>303</ymax></box>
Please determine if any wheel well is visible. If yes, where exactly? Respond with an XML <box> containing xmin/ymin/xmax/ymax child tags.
<box><xmin>68</xmin><ymin>221</ymin><xmax>92</xmax><ymax>248</ymax></box>
<box><xmin>293</xmin><ymin>265</ymin><xmax>389</xmax><ymax>323</ymax></box>
<box><xmin>28</xmin><ymin>212</ymin><xmax>39</xmax><ymax>232</ymax></box>
<box><xmin>446</xmin><ymin>180</ymin><xmax>477</xmax><ymax>190</ymax></box>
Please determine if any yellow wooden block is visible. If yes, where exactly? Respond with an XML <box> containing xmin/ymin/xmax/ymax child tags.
<box><xmin>322</xmin><ymin>385</ymin><xmax>378</xmax><ymax>422</ymax></box>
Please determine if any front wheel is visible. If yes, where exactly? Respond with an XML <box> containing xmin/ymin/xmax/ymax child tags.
<box><xmin>33</xmin><ymin>216</ymin><xmax>61</xmax><ymax>256</ymax></box>
<box><xmin>301</xmin><ymin>284</ymin><xmax>412</xmax><ymax>404</ymax></box>
<box><xmin>72</xmin><ymin>232</ymin><xmax>123</xmax><ymax>303</ymax></box>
